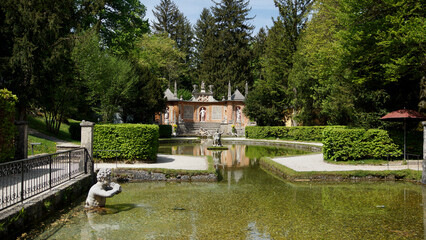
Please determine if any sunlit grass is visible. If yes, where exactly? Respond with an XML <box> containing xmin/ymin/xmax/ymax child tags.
<box><xmin>28</xmin><ymin>135</ymin><xmax>57</xmax><ymax>156</ymax></box>
<box><xmin>28</xmin><ymin>115</ymin><xmax>80</xmax><ymax>145</ymax></box>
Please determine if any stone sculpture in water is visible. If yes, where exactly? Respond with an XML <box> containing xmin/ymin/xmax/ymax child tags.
<box><xmin>85</xmin><ymin>168</ymin><xmax>122</xmax><ymax>208</ymax></box>
<box><xmin>213</xmin><ymin>130</ymin><xmax>223</xmax><ymax>147</ymax></box>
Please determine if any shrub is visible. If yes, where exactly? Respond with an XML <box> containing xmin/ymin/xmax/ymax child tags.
<box><xmin>0</xmin><ymin>89</ymin><xmax>18</xmax><ymax>162</ymax></box>
<box><xmin>94</xmin><ymin>124</ymin><xmax>159</xmax><ymax>162</ymax></box>
<box><xmin>245</xmin><ymin>126</ymin><xmax>344</xmax><ymax>141</ymax></box>
<box><xmin>159</xmin><ymin>125</ymin><xmax>172</xmax><ymax>138</ymax></box>
<box><xmin>323</xmin><ymin>128</ymin><xmax>402</xmax><ymax>161</ymax></box>
<box><xmin>68</xmin><ymin>121</ymin><xmax>81</xmax><ymax>141</ymax></box>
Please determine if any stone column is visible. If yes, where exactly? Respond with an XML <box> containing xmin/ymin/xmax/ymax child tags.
<box><xmin>14</xmin><ymin>121</ymin><xmax>28</xmax><ymax>160</ymax></box>
<box><xmin>422</xmin><ymin>122</ymin><xmax>426</xmax><ymax>184</ymax></box>
<box><xmin>81</xmin><ymin>120</ymin><xmax>94</xmax><ymax>176</ymax></box>
<box><xmin>80</xmin><ymin>120</ymin><xmax>94</xmax><ymax>158</ymax></box>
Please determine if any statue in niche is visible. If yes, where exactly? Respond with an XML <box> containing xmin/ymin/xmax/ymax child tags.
<box><xmin>200</xmin><ymin>107</ymin><xmax>206</xmax><ymax>122</ymax></box>
<box><xmin>236</xmin><ymin>107</ymin><xmax>241</xmax><ymax>123</ymax></box>
<box><xmin>85</xmin><ymin>168</ymin><xmax>122</xmax><ymax>208</ymax></box>
<box><xmin>165</xmin><ymin>107</ymin><xmax>169</xmax><ymax>124</ymax></box>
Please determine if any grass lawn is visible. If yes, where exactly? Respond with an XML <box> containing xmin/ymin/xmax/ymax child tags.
<box><xmin>28</xmin><ymin>135</ymin><xmax>57</xmax><ymax>156</ymax></box>
<box><xmin>28</xmin><ymin>115</ymin><xmax>80</xmax><ymax>145</ymax></box>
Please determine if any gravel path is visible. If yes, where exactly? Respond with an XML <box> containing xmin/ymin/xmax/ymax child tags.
<box><xmin>273</xmin><ymin>153</ymin><xmax>422</xmax><ymax>172</ymax></box>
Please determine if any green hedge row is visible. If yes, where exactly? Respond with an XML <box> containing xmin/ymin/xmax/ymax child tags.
<box><xmin>323</xmin><ymin>128</ymin><xmax>402</xmax><ymax>161</ymax></box>
<box><xmin>94</xmin><ymin>124</ymin><xmax>159</xmax><ymax>162</ymax></box>
<box><xmin>245</xmin><ymin>126</ymin><xmax>344</xmax><ymax>141</ymax></box>
<box><xmin>159</xmin><ymin>125</ymin><xmax>172</xmax><ymax>138</ymax></box>
<box><xmin>0</xmin><ymin>89</ymin><xmax>18</xmax><ymax>162</ymax></box>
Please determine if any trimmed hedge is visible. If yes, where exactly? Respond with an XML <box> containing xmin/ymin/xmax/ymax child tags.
<box><xmin>245</xmin><ymin>126</ymin><xmax>344</xmax><ymax>141</ymax></box>
<box><xmin>159</xmin><ymin>125</ymin><xmax>172</xmax><ymax>138</ymax></box>
<box><xmin>94</xmin><ymin>124</ymin><xmax>159</xmax><ymax>162</ymax></box>
<box><xmin>323</xmin><ymin>128</ymin><xmax>402</xmax><ymax>161</ymax></box>
<box><xmin>0</xmin><ymin>89</ymin><xmax>18</xmax><ymax>162</ymax></box>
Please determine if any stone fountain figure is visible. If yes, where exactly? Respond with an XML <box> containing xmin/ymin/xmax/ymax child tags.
<box><xmin>85</xmin><ymin>168</ymin><xmax>122</xmax><ymax>208</ymax></box>
<box><xmin>213</xmin><ymin>130</ymin><xmax>223</xmax><ymax>147</ymax></box>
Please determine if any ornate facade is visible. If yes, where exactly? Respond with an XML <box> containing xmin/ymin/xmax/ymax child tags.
<box><xmin>156</xmin><ymin>81</ymin><xmax>252</xmax><ymax>135</ymax></box>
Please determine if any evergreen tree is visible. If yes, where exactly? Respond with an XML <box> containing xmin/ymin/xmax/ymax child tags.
<box><xmin>208</xmin><ymin>0</ymin><xmax>254</xmax><ymax>98</ymax></box>
<box><xmin>251</xmin><ymin>27</ymin><xmax>267</xmax><ymax>83</ymax></box>
<box><xmin>194</xmin><ymin>8</ymin><xmax>218</xmax><ymax>87</ymax></box>
<box><xmin>152</xmin><ymin>0</ymin><xmax>194</xmax><ymax>90</ymax></box>
<box><xmin>0</xmin><ymin>0</ymin><xmax>79</xmax><ymax>133</ymax></box>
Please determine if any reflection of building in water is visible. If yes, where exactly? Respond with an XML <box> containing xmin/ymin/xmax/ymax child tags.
<box><xmin>170</xmin><ymin>144</ymin><xmax>250</xmax><ymax>168</ymax></box>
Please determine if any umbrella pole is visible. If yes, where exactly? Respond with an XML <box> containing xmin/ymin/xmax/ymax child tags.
<box><xmin>404</xmin><ymin>119</ymin><xmax>406</xmax><ymax>162</ymax></box>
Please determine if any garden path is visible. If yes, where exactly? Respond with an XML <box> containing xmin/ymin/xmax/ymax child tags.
<box><xmin>273</xmin><ymin>153</ymin><xmax>422</xmax><ymax>172</ymax></box>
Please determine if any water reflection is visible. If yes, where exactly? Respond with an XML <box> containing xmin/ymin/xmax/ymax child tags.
<box><xmin>159</xmin><ymin>142</ymin><xmax>310</xmax><ymax>169</ymax></box>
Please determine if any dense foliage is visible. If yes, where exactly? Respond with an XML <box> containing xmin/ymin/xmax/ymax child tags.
<box><xmin>1</xmin><ymin>0</ymin><xmax>423</xmax><ymax>135</ymax></box>
<box><xmin>94</xmin><ymin>124</ymin><xmax>159</xmax><ymax>162</ymax></box>
<box><xmin>288</xmin><ymin>0</ymin><xmax>425</xmax><ymax>126</ymax></box>
<box><xmin>0</xmin><ymin>89</ymin><xmax>17</xmax><ymax>162</ymax></box>
<box><xmin>323</xmin><ymin>128</ymin><xmax>402</xmax><ymax>161</ymax></box>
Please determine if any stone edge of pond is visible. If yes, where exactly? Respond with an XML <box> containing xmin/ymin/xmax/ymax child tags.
<box><xmin>111</xmin><ymin>169</ymin><xmax>218</xmax><ymax>182</ymax></box>
<box><xmin>260</xmin><ymin>157</ymin><xmax>422</xmax><ymax>184</ymax></box>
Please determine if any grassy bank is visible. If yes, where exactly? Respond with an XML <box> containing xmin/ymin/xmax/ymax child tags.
<box><xmin>28</xmin><ymin>135</ymin><xmax>57</xmax><ymax>156</ymax></box>
<box><xmin>28</xmin><ymin>116</ymin><xmax>80</xmax><ymax>145</ymax></box>
<box><xmin>260</xmin><ymin>157</ymin><xmax>422</xmax><ymax>183</ymax></box>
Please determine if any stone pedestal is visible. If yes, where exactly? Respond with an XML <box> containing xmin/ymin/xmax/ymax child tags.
<box><xmin>14</xmin><ymin>121</ymin><xmax>28</xmax><ymax>160</ymax></box>
<box><xmin>422</xmin><ymin>122</ymin><xmax>426</xmax><ymax>184</ymax></box>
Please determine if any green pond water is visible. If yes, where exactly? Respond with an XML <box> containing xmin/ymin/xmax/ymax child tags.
<box><xmin>34</xmin><ymin>144</ymin><xmax>424</xmax><ymax>240</ymax></box>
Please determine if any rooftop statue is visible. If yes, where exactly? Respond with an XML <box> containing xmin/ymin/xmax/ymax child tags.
<box><xmin>85</xmin><ymin>168</ymin><xmax>122</xmax><ymax>208</ymax></box>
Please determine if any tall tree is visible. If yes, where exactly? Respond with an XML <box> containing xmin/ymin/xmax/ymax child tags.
<box><xmin>152</xmin><ymin>1</ymin><xmax>193</xmax><ymax>56</ymax></box>
<box><xmin>94</xmin><ymin>0</ymin><xmax>149</xmax><ymax>55</ymax></box>
<box><xmin>0</xmin><ymin>0</ymin><xmax>79</xmax><ymax>134</ymax></box>
<box><xmin>194</xmin><ymin>8</ymin><xmax>217</xmax><ymax>87</ymax></box>
<box><xmin>152</xmin><ymin>0</ymin><xmax>194</xmax><ymax>90</ymax></box>
<box><xmin>209</xmin><ymin>0</ymin><xmax>254</xmax><ymax>98</ymax></box>
<box><xmin>124</xmin><ymin>34</ymin><xmax>185</xmax><ymax>123</ymax></box>
<box><xmin>245</xmin><ymin>0</ymin><xmax>312</xmax><ymax>125</ymax></box>
<box><xmin>73</xmin><ymin>32</ymin><xmax>137</xmax><ymax>123</ymax></box>
<box><xmin>251</xmin><ymin>27</ymin><xmax>267</xmax><ymax>83</ymax></box>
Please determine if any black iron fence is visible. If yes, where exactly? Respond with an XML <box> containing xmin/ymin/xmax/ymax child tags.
<box><xmin>0</xmin><ymin>148</ymin><xmax>92</xmax><ymax>210</ymax></box>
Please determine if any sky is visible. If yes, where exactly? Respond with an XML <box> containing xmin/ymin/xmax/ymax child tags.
<box><xmin>141</xmin><ymin>0</ymin><xmax>280</xmax><ymax>33</ymax></box>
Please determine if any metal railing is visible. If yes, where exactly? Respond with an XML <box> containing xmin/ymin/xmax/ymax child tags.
<box><xmin>0</xmin><ymin>148</ymin><xmax>92</xmax><ymax>210</ymax></box>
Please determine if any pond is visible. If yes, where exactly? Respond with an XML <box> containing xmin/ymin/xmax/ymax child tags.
<box><xmin>33</xmin><ymin>143</ymin><xmax>424</xmax><ymax>239</ymax></box>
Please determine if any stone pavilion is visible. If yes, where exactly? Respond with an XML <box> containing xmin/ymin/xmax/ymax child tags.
<box><xmin>156</xmin><ymin>81</ymin><xmax>253</xmax><ymax>135</ymax></box>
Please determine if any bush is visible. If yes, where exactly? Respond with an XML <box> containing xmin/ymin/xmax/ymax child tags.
<box><xmin>68</xmin><ymin>121</ymin><xmax>81</xmax><ymax>141</ymax></box>
<box><xmin>159</xmin><ymin>125</ymin><xmax>172</xmax><ymax>138</ymax></box>
<box><xmin>94</xmin><ymin>124</ymin><xmax>159</xmax><ymax>162</ymax></box>
<box><xmin>0</xmin><ymin>89</ymin><xmax>18</xmax><ymax>162</ymax></box>
<box><xmin>323</xmin><ymin>128</ymin><xmax>402</xmax><ymax>161</ymax></box>
<box><xmin>245</xmin><ymin>126</ymin><xmax>344</xmax><ymax>141</ymax></box>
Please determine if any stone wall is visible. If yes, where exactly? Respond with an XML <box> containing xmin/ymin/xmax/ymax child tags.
<box><xmin>0</xmin><ymin>174</ymin><xmax>92</xmax><ymax>240</ymax></box>
<box><xmin>112</xmin><ymin>169</ymin><xmax>217</xmax><ymax>182</ymax></box>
